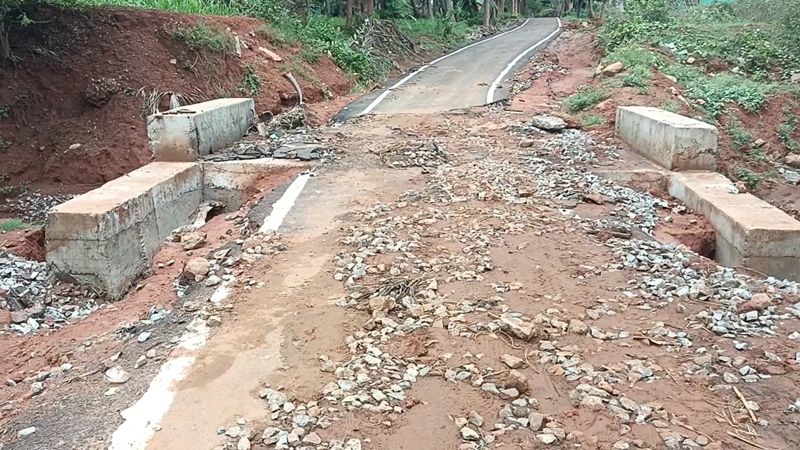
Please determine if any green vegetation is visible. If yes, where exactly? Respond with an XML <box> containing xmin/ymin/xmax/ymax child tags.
<box><xmin>659</xmin><ymin>99</ymin><xmax>678</xmax><ymax>113</ymax></box>
<box><xmin>777</xmin><ymin>115</ymin><xmax>799</xmax><ymax>153</ymax></box>
<box><xmin>238</xmin><ymin>64</ymin><xmax>262</xmax><ymax>96</ymax></box>
<box><xmin>397</xmin><ymin>16</ymin><xmax>473</xmax><ymax>52</ymax></box>
<box><xmin>726</xmin><ymin>118</ymin><xmax>753</xmax><ymax>150</ymax></box>
<box><xmin>580</xmin><ymin>114</ymin><xmax>604</xmax><ymax>127</ymax></box>
<box><xmin>599</xmin><ymin>0</ymin><xmax>800</xmax><ymax>119</ymax></box>
<box><xmin>0</xmin><ymin>218</ymin><xmax>28</xmax><ymax>232</ymax></box>
<box><xmin>172</xmin><ymin>23</ymin><xmax>236</xmax><ymax>55</ymax></box>
<box><xmin>565</xmin><ymin>88</ymin><xmax>607</xmax><ymax>113</ymax></box>
<box><xmin>2</xmin><ymin>0</ymin><xmax>510</xmax><ymax>86</ymax></box>
<box><xmin>733</xmin><ymin>165</ymin><xmax>760</xmax><ymax>189</ymax></box>
<box><xmin>602</xmin><ymin>44</ymin><xmax>662</xmax><ymax>91</ymax></box>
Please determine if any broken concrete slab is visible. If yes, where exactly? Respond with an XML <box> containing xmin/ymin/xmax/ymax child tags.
<box><xmin>202</xmin><ymin>159</ymin><xmax>312</xmax><ymax>210</ymax></box>
<box><xmin>668</xmin><ymin>171</ymin><xmax>800</xmax><ymax>281</ymax></box>
<box><xmin>616</xmin><ymin>106</ymin><xmax>718</xmax><ymax>171</ymax></box>
<box><xmin>595</xmin><ymin>167</ymin><xmax>669</xmax><ymax>192</ymax></box>
<box><xmin>147</xmin><ymin>98</ymin><xmax>255</xmax><ymax>162</ymax></box>
<box><xmin>46</xmin><ymin>162</ymin><xmax>202</xmax><ymax>298</ymax></box>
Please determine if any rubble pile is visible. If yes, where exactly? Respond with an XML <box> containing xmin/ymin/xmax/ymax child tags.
<box><xmin>5</xmin><ymin>192</ymin><xmax>73</xmax><ymax>223</ymax></box>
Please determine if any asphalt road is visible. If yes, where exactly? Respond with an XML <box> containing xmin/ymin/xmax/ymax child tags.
<box><xmin>340</xmin><ymin>17</ymin><xmax>561</xmax><ymax>117</ymax></box>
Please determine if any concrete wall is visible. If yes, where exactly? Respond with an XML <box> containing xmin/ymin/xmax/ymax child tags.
<box><xmin>47</xmin><ymin>163</ymin><xmax>202</xmax><ymax>298</ymax></box>
<box><xmin>45</xmin><ymin>159</ymin><xmax>315</xmax><ymax>298</ymax></box>
<box><xmin>147</xmin><ymin>98</ymin><xmax>255</xmax><ymax>162</ymax></box>
<box><xmin>668</xmin><ymin>171</ymin><xmax>800</xmax><ymax>281</ymax></box>
<box><xmin>202</xmin><ymin>159</ymin><xmax>311</xmax><ymax>210</ymax></box>
<box><xmin>616</xmin><ymin>106</ymin><xmax>718</xmax><ymax>171</ymax></box>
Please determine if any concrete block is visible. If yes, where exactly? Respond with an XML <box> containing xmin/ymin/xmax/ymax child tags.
<box><xmin>595</xmin><ymin>167</ymin><xmax>669</xmax><ymax>192</ymax></box>
<box><xmin>147</xmin><ymin>98</ymin><xmax>255</xmax><ymax>162</ymax></box>
<box><xmin>668</xmin><ymin>171</ymin><xmax>800</xmax><ymax>281</ymax></box>
<box><xmin>46</xmin><ymin>162</ymin><xmax>201</xmax><ymax>298</ymax></box>
<box><xmin>616</xmin><ymin>106</ymin><xmax>718</xmax><ymax>171</ymax></box>
<box><xmin>202</xmin><ymin>159</ymin><xmax>310</xmax><ymax>210</ymax></box>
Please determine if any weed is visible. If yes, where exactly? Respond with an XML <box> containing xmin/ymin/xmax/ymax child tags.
<box><xmin>747</xmin><ymin>148</ymin><xmax>765</xmax><ymax>162</ymax></box>
<box><xmin>172</xmin><ymin>24</ymin><xmax>236</xmax><ymax>55</ymax></box>
<box><xmin>257</xmin><ymin>24</ymin><xmax>300</xmax><ymax>47</ymax></box>
<box><xmin>0</xmin><ymin>106</ymin><xmax>8</xmax><ymax>120</ymax></box>
<box><xmin>580</xmin><ymin>115</ymin><xmax>605</xmax><ymax>127</ymax></box>
<box><xmin>0</xmin><ymin>219</ymin><xmax>28</xmax><ymax>232</ymax></box>
<box><xmin>726</xmin><ymin>118</ymin><xmax>754</xmax><ymax>149</ymax></box>
<box><xmin>663</xmin><ymin>65</ymin><xmax>770</xmax><ymax>115</ymax></box>
<box><xmin>397</xmin><ymin>17</ymin><xmax>472</xmax><ymax>52</ymax></box>
<box><xmin>75</xmin><ymin>0</ymin><xmax>243</xmax><ymax>15</ymax></box>
<box><xmin>733</xmin><ymin>166</ymin><xmax>760</xmax><ymax>189</ymax></box>
<box><xmin>777</xmin><ymin>115</ymin><xmax>799</xmax><ymax>152</ymax></box>
<box><xmin>237</xmin><ymin>65</ymin><xmax>262</xmax><ymax>96</ymax></box>
<box><xmin>565</xmin><ymin>89</ymin><xmax>608</xmax><ymax>113</ymax></box>
<box><xmin>659</xmin><ymin>99</ymin><xmax>679</xmax><ymax>112</ymax></box>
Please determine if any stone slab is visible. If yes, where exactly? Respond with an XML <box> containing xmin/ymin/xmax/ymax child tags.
<box><xmin>147</xmin><ymin>98</ymin><xmax>255</xmax><ymax>162</ymax></box>
<box><xmin>46</xmin><ymin>162</ymin><xmax>202</xmax><ymax>298</ymax></box>
<box><xmin>668</xmin><ymin>171</ymin><xmax>800</xmax><ymax>280</ymax></box>
<box><xmin>616</xmin><ymin>106</ymin><xmax>718</xmax><ymax>171</ymax></box>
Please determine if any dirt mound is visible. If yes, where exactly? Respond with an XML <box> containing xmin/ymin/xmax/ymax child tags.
<box><xmin>0</xmin><ymin>6</ymin><xmax>351</xmax><ymax>190</ymax></box>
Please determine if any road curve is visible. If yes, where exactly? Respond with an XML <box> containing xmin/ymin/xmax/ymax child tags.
<box><xmin>341</xmin><ymin>17</ymin><xmax>561</xmax><ymax>116</ymax></box>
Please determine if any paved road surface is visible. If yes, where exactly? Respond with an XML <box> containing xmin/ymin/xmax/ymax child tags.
<box><xmin>342</xmin><ymin>17</ymin><xmax>560</xmax><ymax>116</ymax></box>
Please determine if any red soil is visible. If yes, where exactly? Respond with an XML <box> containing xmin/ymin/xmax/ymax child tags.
<box><xmin>0</xmin><ymin>6</ymin><xmax>351</xmax><ymax>191</ymax></box>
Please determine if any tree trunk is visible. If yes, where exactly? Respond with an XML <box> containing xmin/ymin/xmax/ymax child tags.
<box><xmin>498</xmin><ymin>0</ymin><xmax>505</xmax><ymax>17</ymax></box>
<box><xmin>483</xmin><ymin>0</ymin><xmax>492</xmax><ymax>26</ymax></box>
<box><xmin>599</xmin><ymin>0</ymin><xmax>608</xmax><ymax>18</ymax></box>
<box><xmin>443</xmin><ymin>0</ymin><xmax>454</xmax><ymax>14</ymax></box>
<box><xmin>587</xmin><ymin>0</ymin><xmax>595</xmax><ymax>18</ymax></box>
<box><xmin>346</xmin><ymin>0</ymin><xmax>354</xmax><ymax>27</ymax></box>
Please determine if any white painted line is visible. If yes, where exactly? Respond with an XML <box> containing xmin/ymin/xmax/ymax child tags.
<box><xmin>259</xmin><ymin>172</ymin><xmax>311</xmax><ymax>234</ymax></box>
<box><xmin>358</xmin><ymin>19</ymin><xmax>532</xmax><ymax>116</ymax></box>
<box><xmin>485</xmin><ymin>18</ymin><xmax>562</xmax><ymax>104</ymax></box>
<box><xmin>108</xmin><ymin>305</ymin><xmax>221</xmax><ymax>450</ymax></box>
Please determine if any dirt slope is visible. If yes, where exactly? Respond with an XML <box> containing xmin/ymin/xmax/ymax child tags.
<box><xmin>0</xmin><ymin>6</ymin><xmax>351</xmax><ymax>189</ymax></box>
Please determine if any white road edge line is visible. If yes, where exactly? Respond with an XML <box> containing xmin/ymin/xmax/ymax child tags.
<box><xmin>485</xmin><ymin>18</ymin><xmax>562</xmax><ymax>104</ymax></box>
<box><xmin>358</xmin><ymin>18</ymin><xmax>532</xmax><ymax>116</ymax></box>
<box><xmin>259</xmin><ymin>172</ymin><xmax>312</xmax><ymax>234</ymax></box>
<box><xmin>109</xmin><ymin>307</ymin><xmax>218</xmax><ymax>450</ymax></box>
<box><xmin>109</xmin><ymin>173</ymin><xmax>312</xmax><ymax>449</ymax></box>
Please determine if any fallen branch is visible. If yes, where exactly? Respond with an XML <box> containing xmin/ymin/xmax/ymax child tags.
<box><xmin>733</xmin><ymin>385</ymin><xmax>758</xmax><ymax>423</ymax></box>
<box><xmin>725</xmin><ymin>431</ymin><xmax>769</xmax><ymax>450</ymax></box>
<box><xmin>283</xmin><ymin>72</ymin><xmax>304</xmax><ymax>106</ymax></box>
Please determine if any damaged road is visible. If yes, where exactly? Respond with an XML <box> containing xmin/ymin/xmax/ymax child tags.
<box><xmin>2</xmin><ymin>29</ymin><xmax>800</xmax><ymax>450</ymax></box>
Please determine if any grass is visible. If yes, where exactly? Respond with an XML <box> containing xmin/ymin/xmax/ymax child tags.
<box><xmin>0</xmin><ymin>219</ymin><xmax>29</xmax><ymax>232</ymax></box>
<box><xmin>75</xmin><ymin>0</ymin><xmax>242</xmax><ymax>15</ymax></box>
<box><xmin>662</xmin><ymin>65</ymin><xmax>771</xmax><ymax>116</ymax></box>
<box><xmin>733</xmin><ymin>166</ymin><xmax>761</xmax><ymax>189</ymax></box>
<box><xmin>565</xmin><ymin>89</ymin><xmax>608</xmax><ymax>113</ymax></box>
<box><xmin>659</xmin><ymin>99</ymin><xmax>679</xmax><ymax>113</ymax></box>
<box><xmin>396</xmin><ymin>17</ymin><xmax>473</xmax><ymax>52</ymax></box>
<box><xmin>580</xmin><ymin>115</ymin><xmax>605</xmax><ymax>127</ymax></box>
<box><xmin>237</xmin><ymin>64</ymin><xmax>262</xmax><ymax>96</ymax></box>
<box><xmin>726</xmin><ymin>118</ymin><xmax>754</xmax><ymax>149</ymax></box>
<box><xmin>258</xmin><ymin>24</ymin><xmax>300</xmax><ymax>48</ymax></box>
<box><xmin>778</xmin><ymin>115</ymin><xmax>799</xmax><ymax>152</ymax></box>
<box><xmin>602</xmin><ymin>44</ymin><xmax>663</xmax><ymax>91</ymax></box>
<box><xmin>172</xmin><ymin>24</ymin><xmax>236</xmax><ymax>55</ymax></box>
